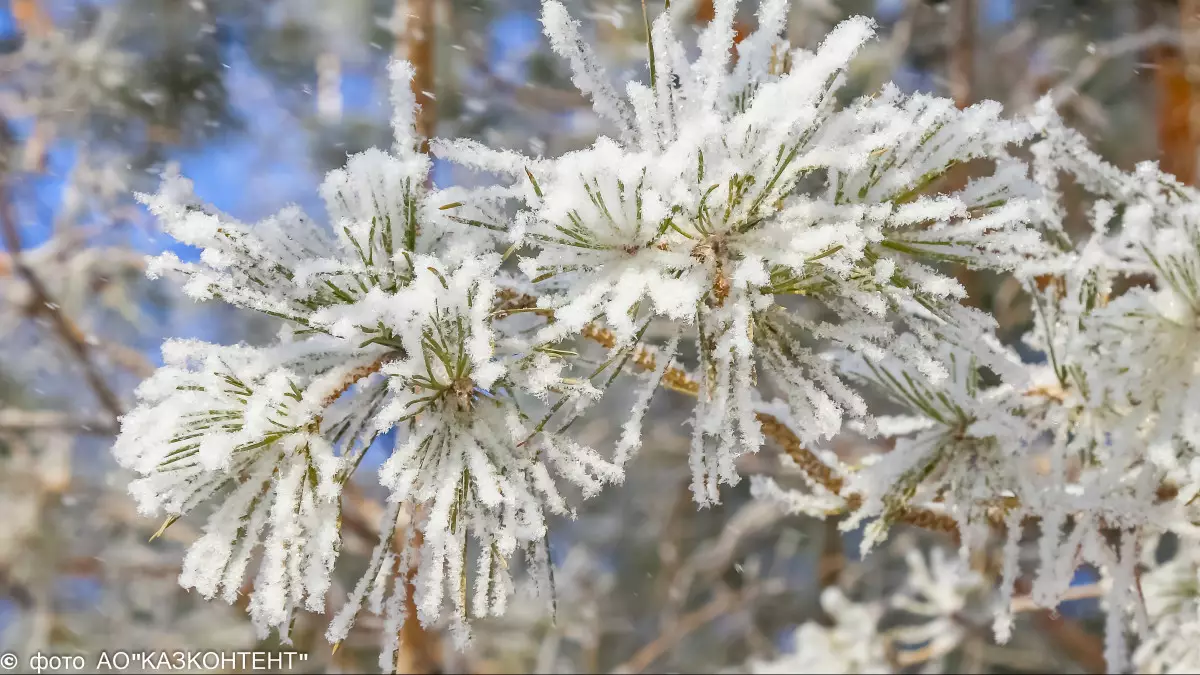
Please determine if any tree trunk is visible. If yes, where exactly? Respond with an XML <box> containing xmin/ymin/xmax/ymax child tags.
<box><xmin>944</xmin><ymin>0</ymin><xmax>989</xmax><ymax>308</ymax></box>
<box><xmin>400</xmin><ymin>0</ymin><xmax>438</xmax><ymax>150</ymax></box>
<box><xmin>948</xmin><ymin>0</ymin><xmax>976</xmax><ymax>109</ymax></box>
<box><xmin>1166</xmin><ymin>0</ymin><xmax>1200</xmax><ymax>185</ymax></box>
<box><xmin>391</xmin><ymin>1</ymin><xmax>441</xmax><ymax>671</ymax></box>
<box><xmin>13</xmin><ymin>0</ymin><xmax>49</xmax><ymax>36</ymax></box>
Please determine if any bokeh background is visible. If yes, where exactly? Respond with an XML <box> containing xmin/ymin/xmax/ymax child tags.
<box><xmin>0</xmin><ymin>0</ymin><xmax>1187</xmax><ymax>672</ymax></box>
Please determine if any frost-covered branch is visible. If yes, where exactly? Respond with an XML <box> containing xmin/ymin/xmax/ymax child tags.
<box><xmin>113</xmin><ymin>2</ymin><xmax>1200</xmax><ymax>672</ymax></box>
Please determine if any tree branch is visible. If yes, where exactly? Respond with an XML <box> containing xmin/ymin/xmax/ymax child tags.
<box><xmin>0</xmin><ymin>409</ymin><xmax>116</xmax><ymax>435</ymax></box>
<box><xmin>613</xmin><ymin>583</ymin><xmax>766</xmax><ymax>674</ymax></box>
<box><xmin>0</xmin><ymin>178</ymin><xmax>123</xmax><ymax>422</ymax></box>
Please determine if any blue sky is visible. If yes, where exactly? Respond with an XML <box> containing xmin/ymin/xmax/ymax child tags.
<box><xmin>5</xmin><ymin>0</ymin><xmax>1021</xmax><ymax>251</ymax></box>
<box><xmin>876</xmin><ymin>0</ymin><xmax>1013</xmax><ymax>25</ymax></box>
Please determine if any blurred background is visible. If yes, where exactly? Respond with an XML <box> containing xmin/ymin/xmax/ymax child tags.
<box><xmin>0</xmin><ymin>0</ymin><xmax>1188</xmax><ymax>672</ymax></box>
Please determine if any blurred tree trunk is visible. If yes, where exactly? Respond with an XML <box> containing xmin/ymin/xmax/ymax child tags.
<box><xmin>944</xmin><ymin>0</ymin><xmax>989</xmax><ymax>308</ymax></box>
<box><xmin>393</xmin><ymin>527</ymin><xmax>441</xmax><ymax>674</ymax></box>
<box><xmin>1162</xmin><ymin>0</ymin><xmax>1200</xmax><ymax>184</ymax></box>
<box><xmin>392</xmin><ymin>1</ymin><xmax>441</xmax><ymax>672</ymax></box>
<box><xmin>692</xmin><ymin>0</ymin><xmax>751</xmax><ymax>52</ymax></box>
<box><xmin>12</xmin><ymin>0</ymin><xmax>48</xmax><ymax>36</ymax></box>
<box><xmin>1151</xmin><ymin>47</ymin><xmax>1194</xmax><ymax>183</ymax></box>
<box><xmin>1136</xmin><ymin>0</ymin><xmax>1200</xmax><ymax>185</ymax></box>
<box><xmin>402</xmin><ymin>0</ymin><xmax>438</xmax><ymax>149</ymax></box>
<box><xmin>948</xmin><ymin>0</ymin><xmax>976</xmax><ymax>110</ymax></box>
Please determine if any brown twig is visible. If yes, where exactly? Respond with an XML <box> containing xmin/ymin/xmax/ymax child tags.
<box><xmin>12</xmin><ymin>1</ymin><xmax>53</xmax><ymax>172</ymax></box>
<box><xmin>320</xmin><ymin>357</ymin><xmax>391</xmax><ymax>408</ymax></box>
<box><xmin>338</xmin><ymin>481</ymin><xmax>387</xmax><ymax>545</ymax></box>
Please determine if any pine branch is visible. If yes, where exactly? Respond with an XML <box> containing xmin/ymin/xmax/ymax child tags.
<box><xmin>109</xmin><ymin>5</ymin><xmax>1200</xmax><ymax>670</ymax></box>
<box><xmin>579</xmin><ymin>322</ymin><xmax>968</xmax><ymax>537</ymax></box>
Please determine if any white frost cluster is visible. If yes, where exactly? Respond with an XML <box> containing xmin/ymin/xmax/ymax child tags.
<box><xmin>437</xmin><ymin>0</ymin><xmax>1040</xmax><ymax>506</ymax></box>
<box><xmin>119</xmin><ymin>58</ymin><xmax>612</xmax><ymax>662</ymax></box>
<box><xmin>113</xmin><ymin>338</ymin><xmax>351</xmax><ymax>640</ymax></box>
<box><xmin>748</xmin><ymin>587</ymin><xmax>890</xmax><ymax>674</ymax></box>
<box><xmin>747</xmin><ymin>547</ymin><xmax>987</xmax><ymax>674</ymax></box>
<box><xmin>1136</xmin><ymin>527</ymin><xmax>1200</xmax><ymax>674</ymax></box>
<box><xmin>115</xmin><ymin>1</ymin><xmax>1200</xmax><ymax>671</ymax></box>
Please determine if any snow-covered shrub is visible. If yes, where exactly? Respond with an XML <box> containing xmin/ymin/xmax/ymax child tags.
<box><xmin>115</xmin><ymin>1</ymin><xmax>1200</xmax><ymax>671</ymax></box>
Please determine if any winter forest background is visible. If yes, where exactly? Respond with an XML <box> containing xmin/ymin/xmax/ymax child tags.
<box><xmin>0</xmin><ymin>0</ymin><xmax>1193</xmax><ymax>673</ymax></box>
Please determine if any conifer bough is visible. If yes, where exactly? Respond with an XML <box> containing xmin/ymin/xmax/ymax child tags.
<box><xmin>115</xmin><ymin>2</ymin><xmax>1200</xmax><ymax>672</ymax></box>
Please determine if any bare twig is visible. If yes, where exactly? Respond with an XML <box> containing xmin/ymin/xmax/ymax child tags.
<box><xmin>665</xmin><ymin>500</ymin><xmax>785</xmax><ymax>614</ymax></box>
<box><xmin>0</xmin><ymin>409</ymin><xmax>116</xmax><ymax>435</ymax></box>
<box><xmin>656</xmin><ymin>477</ymin><xmax>694</xmax><ymax>609</ymax></box>
<box><xmin>0</xmin><ymin>178</ymin><xmax>123</xmax><ymax>421</ymax></box>
<box><xmin>613</xmin><ymin>583</ymin><xmax>768</xmax><ymax>674</ymax></box>
<box><xmin>1042</xmin><ymin>26</ymin><xmax>1176</xmax><ymax>113</ymax></box>
<box><xmin>12</xmin><ymin>0</ymin><xmax>53</xmax><ymax>172</ymax></box>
